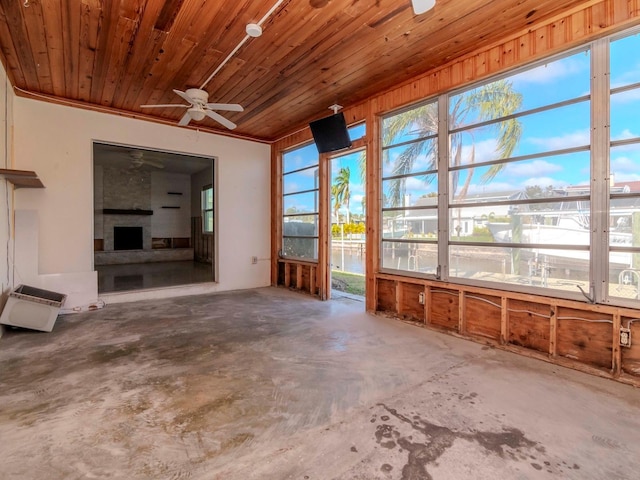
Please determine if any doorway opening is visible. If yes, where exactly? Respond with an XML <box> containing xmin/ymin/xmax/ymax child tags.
<box><xmin>93</xmin><ymin>142</ymin><xmax>216</xmax><ymax>293</ymax></box>
<box><xmin>330</xmin><ymin>148</ymin><xmax>366</xmax><ymax>299</ymax></box>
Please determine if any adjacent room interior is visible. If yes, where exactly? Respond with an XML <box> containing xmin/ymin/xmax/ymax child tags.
<box><xmin>1</xmin><ymin>1</ymin><xmax>640</xmax><ymax>478</ymax></box>
<box><xmin>93</xmin><ymin>143</ymin><xmax>215</xmax><ymax>293</ymax></box>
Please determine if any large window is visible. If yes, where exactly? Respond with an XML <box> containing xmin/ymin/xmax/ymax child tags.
<box><xmin>380</xmin><ymin>27</ymin><xmax>640</xmax><ymax>306</ymax></box>
<box><xmin>282</xmin><ymin>143</ymin><xmax>319</xmax><ymax>260</ymax></box>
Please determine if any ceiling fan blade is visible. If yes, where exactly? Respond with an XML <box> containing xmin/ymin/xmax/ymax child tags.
<box><xmin>178</xmin><ymin>111</ymin><xmax>192</xmax><ymax>126</ymax></box>
<box><xmin>140</xmin><ymin>103</ymin><xmax>189</xmax><ymax>108</ymax></box>
<box><xmin>205</xmin><ymin>103</ymin><xmax>244</xmax><ymax>112</ymax></box>
<box><xmin>144</xmin><ymin>159</ymin><xmax>165</xmax><ymax>169</ymax></box>
<box><xmin>173</xmin><ymin>89</ymin><xmax>195</xmax><ymax>105</ymax></box>
<box><xmin>205</xmin><ymin>110</ymin><xmax>237</xmax><ymax>130</ymax></box>
<box><xmin>411</xmin><ymin>0</ymin><xmax>436</xmax><ymax>14</ymax></box>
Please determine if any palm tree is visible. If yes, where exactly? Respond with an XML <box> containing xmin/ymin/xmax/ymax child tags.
<box><xmin>332</xmin><ymin>166</ymin><xmax>351</xmax><ymax>224</ymax></box>
<box><xmin>383</xmin><ymin>79</ymin><xmax>523</xmax><ymax>206</ymax></box>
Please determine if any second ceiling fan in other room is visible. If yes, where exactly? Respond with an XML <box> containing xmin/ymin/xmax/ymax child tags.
<box><xmin>141</xmin><ymin>89</ymin><xmax>244</xmax><ymax>129</ymax></box>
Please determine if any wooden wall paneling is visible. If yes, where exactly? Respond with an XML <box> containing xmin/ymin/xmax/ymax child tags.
<box><xmin>365</xmin><ymin>99</ymin><xmax>379</xmax><ymax>312</ymax></box>
<box><xmin>424</xmin><ymin>285</ymin><xmax>431</xmax><ymax>324</ymax></box>
<box><xmin>395</xmin><ymin>281</ymin><xmax>403</xmax><ymax>316</ymax></box>
<box><xmin>309</xmin><ymin>266</ymin><xmax>316</xmax><ymax>296</ymax></box>
<box><xmin>429</xmin><ymin>289</ymin><xmax>459</xmax><ymax>331</ymax></box>
<box><xmin>621</xmin><ymin>317</ymin><xmax>640</xmax><ymax>376</ymax></box>
<box><xmin>271</xmin><ymin>149</ymin><xmax>282</xmax><ymax>286</ymax></box>
<box><xmin>508</xmin><ymin>299</ymin><xmax>551</xmax><ymax>354</ymax></box>
<box><xmin>377</xmin><ymin>278</ymin><xmax>396</xmax><ymax>313</ymax></box>
<box><xmin>458</xmin><ymin>291</ymin><xmax>466</xmax><ymax>334</ymax></box>
<box><xmin>556</xmin><ymin>307</ymin><xmax>613</xmax><ymax>370</ymax></box>
<box><xmin>318</xmin><ymin>151</ymin><xmax>329</xmax><ymax>300</ymax></box>
<box><xmin>500</xmin><ymin>297</ymin><xmax>508</xmax><ymax>344</ymax></box>
<box><xmin>296</xmin><ymin>264</ymin><xmax>303</xmax><ymax>290</ymax></box>
<box><xmin>465</xmin><ymin>293</ymin><xmax>502</xmax><ymax>341</ymax></box>
<box><xmin>613</xmin><ymin>312</ymin><xmax>622</xmax><ymax>376</ymax></box>
<box><xmin>284</xmin><ymin>262</ymin><xmax>291</xmax><ymax>288</ymax></box>
<box><xmin>398</xmin><ymin>282</ymin><xmax>424</xmax><ymax>322</ymax></box>
<box><xmin>549</xmin><ymin>304</ymin><xmax>558</xmax><ymax>357</ymax></box>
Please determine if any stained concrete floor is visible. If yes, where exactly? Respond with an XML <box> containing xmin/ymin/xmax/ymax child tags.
<box><xmin>1</xmin><ymin>287</ymin><xmax>639</xmax><ymax>480</ymax></box>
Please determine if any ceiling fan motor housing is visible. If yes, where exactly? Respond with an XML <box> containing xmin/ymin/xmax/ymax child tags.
<box><xmin>185</xmin><ymin>88</ymin><xmax>209</xmax><ymax>105</ymax></box>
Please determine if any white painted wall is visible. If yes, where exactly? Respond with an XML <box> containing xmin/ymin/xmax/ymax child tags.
<box><xmin>150</xmin><ymin>171</ymin><xmax>191</xmax><ymax>238</ymax></box>
<box><xmin>11</xmin><ymin>97</ymin><xmax>271</xmax><ymax>306</ymax></box>
<box><xmin>0</xmin><ymin>63</ymin><xmax>13</xmax><ymax>305</ymax></box>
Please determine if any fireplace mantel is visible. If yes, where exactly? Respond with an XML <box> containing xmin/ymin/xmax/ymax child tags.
<box><xmin>103</xmin><ymin>209</ymin><xmax>153</xmax><ymax>215</ymax></box>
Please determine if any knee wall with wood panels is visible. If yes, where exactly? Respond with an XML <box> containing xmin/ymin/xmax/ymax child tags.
<box><xmin>375</xmin><ymin>273</ymin><xmax>640</xmax><ymax>387</ymax></box>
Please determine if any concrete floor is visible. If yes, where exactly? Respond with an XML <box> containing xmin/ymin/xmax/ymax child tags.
<box><xmin>1</xmin><ymin>287</ymin><xmax>639</xmax><ymax>480</ymax></box>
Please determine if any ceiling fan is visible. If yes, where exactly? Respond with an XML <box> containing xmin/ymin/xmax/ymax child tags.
<box><xmin>141</xmin><ymin>88</ymin><xmax>244</xmax><ymax>129</ymax></box>
<box><xmin>411</xmin><ymin>0</ymin><xmax>436</xmax><ymax>14</ymax></box>
<box><xmin>129</xmin><ymin>150</ymin><xmax>164</xmax><ymax>169</ymax></box>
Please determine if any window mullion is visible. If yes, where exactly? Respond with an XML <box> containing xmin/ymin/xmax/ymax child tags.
<box><xmin>591</xmin><ymin>38</ymin><xmax>610</xmax><ymax>304</ymax></box>
<box><xmin>438</xmin><ymin>93</ymin><xmax>449</xmax><ymax>281</ymax></box>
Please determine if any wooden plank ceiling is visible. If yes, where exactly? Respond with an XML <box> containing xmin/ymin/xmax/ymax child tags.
<box><xmin>0</xmin><ymin>0</ymin><xmax>587</xmax><ymax>141</ymax></box>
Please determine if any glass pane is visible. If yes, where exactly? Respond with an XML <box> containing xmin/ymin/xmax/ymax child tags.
<box><xmin>284</xmin><ymin>191</ymin><xmax>318</xmax><ymax>214</ymax></box>
<box><xmin>611</xmin><ymin>32</ymin><xmax>640</xmax><ymax>90</ymax></box>
<box><xmin>450</xmin><ymin>101</ymin><xmax>590</xmax><ymax>168</ymax></box>
<box><xmin>382</xmin><ymin>142</ymin><xmax>437</xmax><ymax>177</ymax></box>
<box><xmin>609</xmin><ymin>250</ymin><xmax>640</xmax><ymax>301</ymax></box>
<box><xmin>204</xmin><ymin>211</ymin><xmax>213</xmax><ymax>233</ymax></box>
<box><xmin>283</xmin><ymin>143</ymin><xmax>318</xmax><ymax>173</ymax></box>
<box><xmin>610</xmin><ymin>143</ymin><xmax>640</xmax><ymax>189</ymax></box>
<box><xmin>382</xmin><ymin>101</ymin><xmax>438</xmax><ymax>147</ymax></box>
<box><xmin>450</xmin><ymin>50</ymin><xmax>590</xmax><ymax>127</ymax></box>
<box><xmin>348</xmin><ymin>123</ymin><xmax>366</xmax><ymax>141</ymax></box>
<box><xmin>283</xmin><ymin>215</ymin><xmax>318</xmax><ymax>237</ymax></box>
<box><xmin>610</xmin><ymin>195</ymin><xmax>640</xmax><ymax>248</ymax></box>
<box><xmin>284</xmin><ymin>167</ymin><xmax>319</xmax><ymax>195</ymax></box>
<box><xmin>450</xmin><ymin>202</ymin><xmax>591</xmax><ymax>246</ymax></box>
<box><xmin>449</xmin><ymin>151</ymin><xmax>590</xmax><ymax>203</ymax></box>
<box><xmin>382</xmin><ymin>208</ymin><xmax>437</xmax><ymax>239</ymax></box>
<box><xmin>381</xmin><ymin>241</ymin><xmax>438</xmax><ymax>274</ymax></box>
<box><xmin>611</xmin><ymin>88</ymin><xmax>640</xmax><ymax>141</ymax></box>
<box><xmin>283</xmin><ymin>237</ymin><xmax>318</xmax><ymax>260</ymax></box>
<box><xmin>449</xmin><ymin>245</ymin><xmax>590</xmax><ymax>291</ymax></box>
<box><xmin>202</xmin><ymin>188</ymin><xmax>213</xmax><ymax>210</ymax></box>
<box><xmin>382</xmin><ymin>174</ymin><xmax>437</xmax><ymax>209</ymax></box>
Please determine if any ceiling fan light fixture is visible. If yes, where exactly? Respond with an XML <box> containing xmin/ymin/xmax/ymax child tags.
<box><xmin>246</xmin><ymin>23</ymin><xmax>263</xmax><ymax>38</ymax></box>
<box><xmin>188</xmin><ymin>107</ymin><xmax>206</xmax><ymax>122</ymax></box>
<box><xmin>411</xmin><ymin>0</ymin><xmax>436</xmax><ymax>15</ymax></box>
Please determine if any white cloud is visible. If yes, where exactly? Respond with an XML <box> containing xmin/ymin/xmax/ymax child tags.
<box><xmin>504</xmin><ymin>159</ymin><xmax>562</xmax><ymax>177</ymax></box>
<box><xmin>458</xmin><ymin>138</ymin><xmax>500</xmax><ymax>165</ymax></box>
<box><xmin>522</xmin><ymin>176</ymin><xmax>569</xmax><ymax>188</ymax></box>
<box><xmin>611</xmin><ymin>156</ymin><xmax>640</xmax><ymax>173</ymax></box>
<box><xmin>511</xmin><ymin>58</ymin><xmax>587</xmax><ymax>86</ymax></box>
<box><xmin>611</xmin><ymin>88</ymin><xmax>640</xmax><ymax>104</ymax></box>
<box><xmin>612</xmin><ymin>129</ymin><xmax>638</xmax><ymax>141</ymax></box>
<box><xmin>527</xmin><ymin>130</ymin><xmax>590</xmax><ymax>151</ymax></box>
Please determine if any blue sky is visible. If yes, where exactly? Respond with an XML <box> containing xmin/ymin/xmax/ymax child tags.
<box><xmin>285</xmin><ymin>31</ymin><xmax>640</xmax><ymax>213</ymax></box>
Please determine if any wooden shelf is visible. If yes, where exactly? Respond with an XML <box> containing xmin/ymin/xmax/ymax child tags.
<box><xmin>0</xmin><ymin>169</ymin><xmax>44</xmax><ymax>188</ymax></box>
